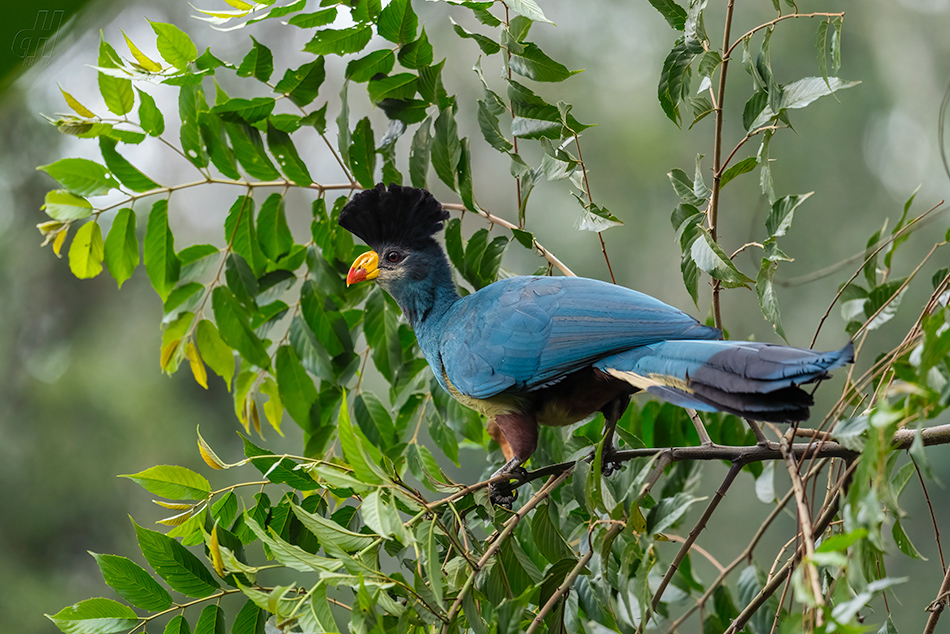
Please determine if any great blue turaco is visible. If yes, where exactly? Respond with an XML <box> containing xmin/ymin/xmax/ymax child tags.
<box><xmin>339</xmin><ymin>183</ymin><xmax>853</xmax><ymax>505</ymax></box>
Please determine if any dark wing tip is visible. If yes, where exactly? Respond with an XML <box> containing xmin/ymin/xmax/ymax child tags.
<box><xmin>338</xmin><ymin>183</ymin><xmax>450</xmax><ymax>249</ymax></box>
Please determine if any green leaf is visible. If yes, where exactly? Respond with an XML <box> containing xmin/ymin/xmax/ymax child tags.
<box><xmin>353</xmin><ymin>392</ymin><xmax>397</xmax><ymax>451</ymax></box>
<box><xmin>398</xmin><ymin>29</ymin><xmax>433</xmax><ymax>69</ymax></box>
<box><xmin>432</xmin><ymin>106</ymin><xmax>461</xmax><ymax>190</ymax></box>
<box><xmin>144</xmin><ymin>200</ymin><xmax>181</xmax><ymax>302</ymax></box>
<box><xmin>230</xmin><ymin>600</ymin><xmax>266</xmax><ymax>634</ymax></box>
<box><xmin>151</xmin><ymin>22</ymin><xmax>197</xmax><ymax>71</ymax></box>
<box><xmin>720</xmin><ymin>156</ymin><xmax>757</xmax><ymax>189</ymax></box>
<box><xmin>690</xmin><ymin>227</ymin><xmax>754</xmax><ymax>288</ymax></box>
<box><xmin>38</xmin><ymin>158</ymin><xmax>117</xmax><ymax>197</ymax></box>
<box><xmin>508</xmin><ymin>80</ymin><xmax>590</xmax><ymax>139</ymax></box>
<box><xmin>290</xmin><ymin>502</ymin><xmax>378</xmax><ymax>552</ymax></box>
<box><xmin>288</xmin><ymin>8</ymin><xmax>337</xmax><ymax>28</ymax></box>
<box><xmin>748</xmin><ymin>77</ymin><xmax>861</xmax><ymax>129</ymax></box>
<box><xmin>266</xmin><ymin>122</ymin><xmax>312</xmax><ymax>186</ymax></box>
<box><xmin>257</xmin><ymin>193</ymin><xmax>294</xmax><ymax>261</ymax></box>
<box><xmin>338</xmin><ymin>396</ymin><xmax>386</xmax><ymax>485</ymax></box>
<box><xmin>893</xmin><ymin>518</ymin><xmax>925</xmax><ymax>560</ymax></box>
<box><xmin>275</xmin><ymin>345</ymin><xmax>318</xmax><ymax>430</ymax></box>
<box><xmin>505</xmin><ymin>0</ymin><xmax>553</xmax><ymax>24</ymax></box>
<box><xmin>132</xmin><ymin>518</ymin><xmax>220</xmax><ymax>598</ymax></box>
<box><xmin>211</xmin><ymin>97</ymin><xmax>276</xmax><ymax>124</ymax></box>
<box><xmin>274</xmin><ymin>57</ymin><xmax>326</xmax><ymax>107</ymax></box>
<box><xmin>409</xmin><ymin>117</ymin><xmax>432</xmax><ymax>188</ymax></box>
<box><xmin>766</xmin><ymin>192</ymin><xmax>812</xmax><ymax>239</ymax></box>
<box><xmin>42</xmin><ymin>190</ymin><xmax>93</xmax><ymax>221</ymax></box>
<box><xmin>98</xmin><ymin>35</ymin><xmax>133</xmax><ymax>116</ymax></box>
<box><xmin>136</xmin><ymin>88</ymin><xmax>165</xmax><ymax>136</ymax></box>
<box><xmin>212</xmin><ymin>287</ymin><xmax>271</xmax><ymax>369</ymax></box>
<box><xmin>510</xmin><ymin>42</ymin><xmax>578</xmax><ymax>83</ymax></box>
<box><xmin>225</xmin><ymin>122</ymin><xmax>281</xmax><ymax>181</ymax></box>
<box><xmin>196</xmin><ymin>320</ymin><xmax>234</xmax><ymax>390</ymax></box>
<box><xmin>378</xmin><ymin>0</ymin><xmax>418</xmax><ymax>44</ymax></box>
<box><xmin>99</xmin><ymin>137</ymin><xmax>160</xmax><ymax>192</ymax></box>
<box><xmin>120</xmin><ymin>464</ymin><xmax>210</xmax><ymax>500</ymax></box>
<box><xmin>451</xmin><ymin>19</ymin><xmax>500</xmax><ymax>56</ymax></box>
<box><xmin>104</xmin><ymin>208</ymin><xmax>139</xmax><ymax>288</ymax></box>
<box><xmin>47</xmin><ymin>597</ymin><xmax>139</xmax><ymax>634</ymax></box>
<box><xmin>348</xmin><ymin>117</ymin><xmax>377</xmax><ymax>189</ymax></box>
<box><xmin>193</xmin><ymin>604</ymin><xmax>225</xmax><ymax>634</ymax></box>
<box><xmin>477</xmin><ymin>99</ymin><xmax>513</xmax><ymax>152</ymax></box>
<box><xmin>657</xmin><ymin>37</ymin><xmax>703</xmax><ymax>126</ymax></box>
<box><xmin>648</xmin><ymin>0</ymin><xmax>687</xmax><ymax>30</ymax></box>
<box><xmin>69</xmin><ymin>221</ymin><xmax>104</xmax><ymax>279</ymax></box>
<box><xmin>236</xmin><ymin>36</ymin><xmax>274</xmax><ymax>82</ymax></box>
<box><xmin>163</xmin><ymin>615</ymin><xmax>191</xmax><ymax>634</ymax></box>
<box><xmin>418</xmin><ymin>519</ymin><xmax>444</xmax><ymax>607</ymax></box>
<box><xmin>532</xmin><ymin>503</ymin><xmax>574</xmax><ymax>563</ymax></box>
<box><xmin>367</xmin><ymin>73</ymin><xmax>418</xmax><ymax>103</ymax></box>
<box><xmin>304</xmin><ymin>26</ymin><xmax>372</xmax><ymax>56</ymax></box>
<box><xmin>179</xmin><ymin>84</ymin><xmax>209</xmax><ymax>169</ymax></box>
<box><xmin>199</xmin><ymin>112</ymin><xmax>241</xmax><ymax>180</ymax></box>
<box><xmin>90</xmin><ymin>552</ymin><xmax>173</xmax><ymax>611</ymax></box>
<box><xmin>756</xmin><ymin>258</ymin><xmax>786</xmax><ymax>340</ymax></box>
<box><xmin>345</xmin><ymin>49</ymin><xmax>395</xmax><ymax>82</ymax></box>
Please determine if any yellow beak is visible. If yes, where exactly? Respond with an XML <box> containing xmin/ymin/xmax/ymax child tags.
<box><xmin>346</xmin><ymin>250</ymin><xmax>380</xmax><ymax>286</ymax></box>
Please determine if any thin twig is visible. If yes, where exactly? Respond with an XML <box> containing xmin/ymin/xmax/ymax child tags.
<box><xmin>924</xmin><ymin>563</ymin><xmax>950</xmax><ymax>634</ymax></box>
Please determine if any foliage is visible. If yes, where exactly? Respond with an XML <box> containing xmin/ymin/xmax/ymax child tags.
<box><xmin>36</xmin><ymin>1</ymin><xmax>950</xmax><ymax>634</ymax></box>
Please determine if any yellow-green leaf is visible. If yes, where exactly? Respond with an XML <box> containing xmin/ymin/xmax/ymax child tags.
<box><xmin>68</xmin><ymin>222</ymin><xmax>104</xmax><ymax>279</ymax></box>
<box><xmin>59</xmin><ymin>85</ymin><xmax>96</xmax><ymax>118</ymax></box>
<box><xmin>122</xmin><ymin>31</ymin><xmax>162</xmax><ymax>72</ymax></box>
<box><xmin>120</xmin><ymin>464</ymin><xmax>211</xmax><ymax>500</ymax></box>
<box><xmin>185</xmin><ymin>342</ymin><xmax>208</xmax><ymax>389</ymax></box>
<box><xmin>196</xmin><ymin>320</ymin><xmax>234</xmax><ymax>390</ymax></box>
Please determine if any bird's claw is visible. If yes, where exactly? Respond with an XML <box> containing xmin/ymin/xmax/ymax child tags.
<box><xmin>489</xmin><ymin>466</ymin><xmax>527</xmax><ymax>508</ymax></box>
<box><xmin>588</xmin><ymin>446</ymin><xmax>623</xmax><ymax>477</ymax></box>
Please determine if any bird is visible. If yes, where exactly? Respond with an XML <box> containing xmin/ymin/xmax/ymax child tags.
<box><xmin>339</xmin><ymin>183</ymin><xmax>853</xmax><ymax>504</ymax></box>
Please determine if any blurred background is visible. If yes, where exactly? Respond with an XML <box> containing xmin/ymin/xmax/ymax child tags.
<box><xmin>2</xmin><ymin>0</ymin><xmax>949</xmax><ymax>632</ymax></box>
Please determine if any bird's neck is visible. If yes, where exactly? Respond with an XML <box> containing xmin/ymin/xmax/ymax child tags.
<box><xmin>390</xmin><ymin>244</ymin><xmax>460</xmax><ymax>330</ymax></box>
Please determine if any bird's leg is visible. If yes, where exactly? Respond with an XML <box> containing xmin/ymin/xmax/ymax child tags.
<box><xmin>488</xmin><ymin>414</ymin><xmax>537</xmax><ymax>507</ymax></box>
<box><xmin>597</xmin><ymin>395</ymin><xmax>630</xmax><ymax>476</ymax></box>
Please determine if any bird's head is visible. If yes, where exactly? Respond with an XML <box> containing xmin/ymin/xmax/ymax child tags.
<box><xmin>339</xmin><ymin>183</ymin><xmax>452</xmax><ymax>299</ymax></box>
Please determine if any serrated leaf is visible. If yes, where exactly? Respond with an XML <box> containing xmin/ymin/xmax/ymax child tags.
<box><xmin>748</xmin><ymin>77</ymin><xmax>860</xmax><ymax>129</ymax></box>
<box><xmin>409</xmin><ymin>117</ymin><xmax>432</xmax><ymax>189</ymax></box>
<box><xmin>766</xmin><ymin>192</ymin><xmax>812</xmax><ymax>239</ymax></box>
<box><xmin>91</xmin><ymin>552</ymin><xmax>173</xmax><ymax>611</ymax></box>
<box><xmin>432</xmin><ymin>106</ymin><xmax>461</xmax><ymax>190</ymax></box>
<box><xmin>510</xmin><ymin>42</ymin><xmax>578</xmax><ymax>83</ymax></box>
<box><xmin>288</xmin><ymin>8</ymin><xmax>337</xmax><ymax>28</ymax></box>
<box><xmin>690</xmin><ymin>226</ymin><xmax>754</xmax><ymax>288</ymax></box>
<box><xmin>398</xmin><ymin>28</ymin><xmax>433</xmax><ymax>69</ymax></box>
<box><xmin>658</xmin><ymin>37</ymin><xmax>703</xmax><ymax>126</ymax></box>
<box><xmin>290</xmin><ymin>502</ymin><xmax>378</xmax><ymax>551</ymax></box>
<box><xmin>38</xmin><ymin>158</ymin><xmax>117</xmax><ymax>197</ymax></box>
<box><xmin>193</xmin><ymin>604</ymin><xmax>225</xmax><ymax>634</ymax></box>
<box><xmin>211</xmin><ymin>97</ymin><xmax>275</xmax><ymax>124</ymax></box>
<box><xmin>274</xmin><ymin>57</ymin><xmax>326</xmax><ymax>107</ymax></box>
<box><xmin>236</xmin><ymin>36</ymin><xmax>273</xmax><ymax>82</ymax></box>
<box><xmin>648</xmin><ymin>0</ymin><xmax>687</xmax><ymax>31</ymax></box>
<box><xmin>225</xmin><ymin>122</ymin><xmax>280</xmax><ymax>181</ymax></box>
<box><xmin>348</xmin><ymin>117</ymin><xmax>377</xmax><ymax>189</ymax></box>
<box><xmin>720</xmin><ymin>156</ymin><xmax>757</xmax><ymax>189</ymax></box>
<box><xmin>144</xmin><ymin>200</ymin><xmax>180</xmax><ymax>302</ymax></box>
<box><xmin>244</xmin><ymin>513</ymin><xmax>343</xmax><ymax>572</ymax></box>
<box><xmin>120</xmin><ymin>464</ymin><xmax>210</xmax><ymax>500</ymax></box>
<box><xmin>224</xmin><ymin>195</ymin><xmax>267</xmax><ymax>275</ymax></box>
<box><xmin>378</xmin><ymin>0</ymin><xmax>417</xmax><ymax>44</ymax></box>
<box><xmin>179</xmin><ymin>84</ymin><xmax>209</xmax><ymax>169</ymax></box>
<box><xmin>756</xmin><ymin>258</ymin><xmax>786</xmax><ymax>340</ymax></box>
<box><xmin>47</xmin><ymin>597</ymin><xmax>139</xmax><ymax>634</ymax></box>
<box><xmin>345</xmin><ymin>49</ymin><xmax>395</xmax><ymax>83</ymax></box>
<box><xmin>506</xmin><ymin>0</ymin><xmax>552</xmax><ymax>24</ymax></box>
<box><xmin>338</xmin><ymin>397</ymin><xmax>386</xmax><ymax>485</ymax></box>
<box><xmin>132</xmin><ymin>518</ymin><xmax>220</xmax><ymax>598</ymax></box>
<box><xmin>163</xmin><ymin>614</ymin><xmax>191</xmax><ymax>634</ymax></box>
<box><xmin>151</xmin><ymin>22</ymin><xmax>197</xmax><ymax>71</ymax></box>
<box><xmin>304</xmin><ymin>26</ymin><xmax>372</xmax><ymax>56</ymax></box>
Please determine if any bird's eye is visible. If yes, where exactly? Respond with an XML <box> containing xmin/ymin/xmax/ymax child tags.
<box><xmin>386</xmin><ymin>251</ymin><xmax>401</xmax><ymax>263</ymax></box>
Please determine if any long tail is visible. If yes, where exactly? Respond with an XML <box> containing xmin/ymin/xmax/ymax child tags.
<box><xmin>595</xmin><ymin>340</ymin><xmax>854</xmax><ymax>422</ymax></box>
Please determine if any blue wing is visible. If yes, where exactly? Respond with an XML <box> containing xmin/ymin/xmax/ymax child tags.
<box><xmin>436</xmin><ymin>276</ymin><xmax>719</xmax><ymax>399</ymax></box>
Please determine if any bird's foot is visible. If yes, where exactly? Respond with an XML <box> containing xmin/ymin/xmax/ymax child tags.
<box><xmin>489</xmin><ymin>465</ymin><xmax>527</xmax><ymax>508</ymax></box>
<box><xmin>587</xmin><ymin>445</ymin><xmax>624</xmax><ymax>477</ymax></box>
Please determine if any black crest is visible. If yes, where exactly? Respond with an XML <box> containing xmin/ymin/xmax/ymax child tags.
<box><xmin>338</xmin><ymin>183</ymin><xmax>450</xmax><ymax>250</ymax></box>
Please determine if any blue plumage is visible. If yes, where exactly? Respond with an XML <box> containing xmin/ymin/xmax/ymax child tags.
<box><xmin>339</xmin><ymin>184</ymin><xmax>854</xmax><ymax>502</ymax></box>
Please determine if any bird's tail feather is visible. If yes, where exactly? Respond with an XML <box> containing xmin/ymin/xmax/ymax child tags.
<box><xmin>595</xmin><ymin>340</ymin><xmax>853</xmax><ymax>423</ymax></box>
